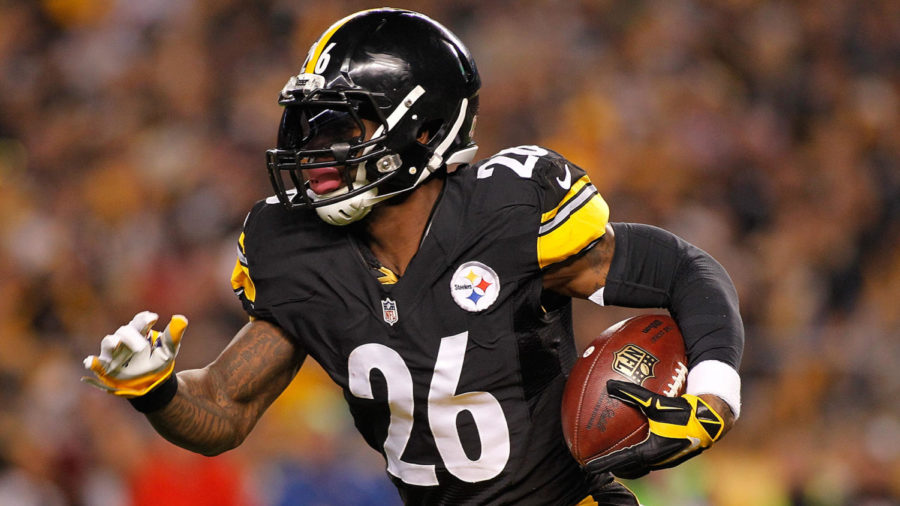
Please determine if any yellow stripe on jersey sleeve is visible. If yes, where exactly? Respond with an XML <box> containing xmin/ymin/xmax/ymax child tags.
<box><xmin>230</xmin><ymin>232</ymin><xmax>257</xmax><ymax>302</ymax></box>
<box><xmin>537</xmin><ymin>181</ymin><xmax>609</xmax><ymax>269</ymax></box>
<box><xmin>541</xmin><ymin>176</ymin><xmax>591</xmax><ymax>223</ymax></box>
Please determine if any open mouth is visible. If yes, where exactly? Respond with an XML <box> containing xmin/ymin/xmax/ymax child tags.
<box><xmin>306</xmin><ymin>167</ymin><xmax>344</xmax><ymax>194</ymax></box>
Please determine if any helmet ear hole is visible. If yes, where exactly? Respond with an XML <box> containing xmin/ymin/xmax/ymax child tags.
<box><xmin>417</xmin><ymin>119</ymin><xmax>443</xmax><ymax>144</ymax></box>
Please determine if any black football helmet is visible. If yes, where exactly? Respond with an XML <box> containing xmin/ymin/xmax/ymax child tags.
<box><xmin>265</xmin><ymin>8</ymin><xmax>481</xmax><ymax>225</ymax></box>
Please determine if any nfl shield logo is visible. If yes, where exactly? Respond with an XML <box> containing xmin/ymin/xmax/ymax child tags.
<box><xmin>612</xmin><ymin>344</ymin><xmax>659</xmax><ymax>385</ymax></box>
<box><xmin>381</xmin><ymin>298</ymin><xmax>399</xmax><ymax>326</ymax></box>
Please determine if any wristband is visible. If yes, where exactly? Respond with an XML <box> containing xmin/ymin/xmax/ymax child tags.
<box><xmin>686</xmin><ymin>360</ymin><xmax>741</xmax><ymax>419</ymax></box>
<box><xmin>128</xmin><ymin>373</ymin><xmax>178</xmax><ymax>413</ymax></box>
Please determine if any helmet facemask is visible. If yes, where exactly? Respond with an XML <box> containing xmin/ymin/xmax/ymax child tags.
<box><xmin>265</xmin><ymin>83</ymin><xmax>406</xmax><ymax>225</ymax></box>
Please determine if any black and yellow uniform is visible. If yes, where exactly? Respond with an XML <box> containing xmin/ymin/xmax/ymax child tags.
<box><xmin>232</xmin><ymin>146</ymin><xmax>638</xmax><ymax>505</ymax></box>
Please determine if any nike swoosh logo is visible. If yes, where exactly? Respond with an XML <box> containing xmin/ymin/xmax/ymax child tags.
<box><xmin>556</xmin><ymin>164</ymin><xmax>572</xmax><ymax>190</ymax></box>
<box><xmin>655</xmin><ymin>399</ymin><xmax>683</xmax><ymax>411</ymax></box>
<box><xmin>621</xmin><ymin>390</ymin><xmax>653</xmax><ymax>408</ymax></box>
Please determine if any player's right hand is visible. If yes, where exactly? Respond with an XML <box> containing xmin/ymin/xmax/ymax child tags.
<box><xmin>586</xmin><ymin>380</ymin><xmax>725</xmax><ymax>479</ymax></box>
<box><xmin>82</xmin><ymin>311</ymin><xmax>187</xmax><ymax>398</ymax></box>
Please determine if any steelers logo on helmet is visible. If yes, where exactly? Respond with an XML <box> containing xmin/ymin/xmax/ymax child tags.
<box><xmin>450</xmin><ymin>261</ymin><xmax>500</xmax><ymax>312</ymax></box>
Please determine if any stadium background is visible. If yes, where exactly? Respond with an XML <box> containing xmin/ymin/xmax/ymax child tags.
<box><xmin>0</xmin><ymin>0</ymin><xmax>897</xmax><ymax>504</ymax></box>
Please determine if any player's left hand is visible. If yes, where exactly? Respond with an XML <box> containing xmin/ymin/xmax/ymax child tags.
<box><xmin>586</xmin><ymin>379</ymin><xmax>725</xmax><ymax>479</ymax></box>
<box><xmin>81</xmin><ymin>311</ymin><xmax>187</xmax><ymax>398</ymax></box>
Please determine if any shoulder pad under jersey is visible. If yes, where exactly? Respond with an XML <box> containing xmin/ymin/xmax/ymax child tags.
<box><xmin>470</xmin><ymin>145</ymin><xmax>610</xmax><ymax>268</ymax></box>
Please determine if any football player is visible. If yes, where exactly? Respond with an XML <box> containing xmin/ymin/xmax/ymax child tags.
<box><xmin>83</xmin><ymin>8</ymin><xmax>744</xmax><ymax>505</ymax></box>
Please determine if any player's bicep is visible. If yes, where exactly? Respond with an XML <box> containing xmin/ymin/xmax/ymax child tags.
<box><xmin>542</xmin><ymin>223</ymin><xmax>615</xmax><ymax>299</ymax></box>
<box><xmin>206</xmin><ymin>319</ymin><xmax>306</xmax><ymax>419</ymax></box>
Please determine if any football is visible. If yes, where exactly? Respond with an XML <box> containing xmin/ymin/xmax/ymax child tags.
<box><xmin>561</xmin><ymin>314</ymin><xmax>688</xmax><ymax>465</ymax></box>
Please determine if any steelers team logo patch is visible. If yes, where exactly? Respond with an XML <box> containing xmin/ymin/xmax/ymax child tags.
<box><xmin>450</xmin><ymin>261</ymin><xmax>500</xmax><ymax>312</ymax></box>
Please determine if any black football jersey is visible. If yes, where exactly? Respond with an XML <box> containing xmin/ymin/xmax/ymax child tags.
<box><xmin>231</xmin><ymin>146</ymin><xmax>611</xmax><ymax>505</ymax></box>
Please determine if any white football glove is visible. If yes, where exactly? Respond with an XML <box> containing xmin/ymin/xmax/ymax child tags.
<box><xmin>82</xmin><ymin>311</ymin><xmax>188</xmax><ymax>398</ymax></box>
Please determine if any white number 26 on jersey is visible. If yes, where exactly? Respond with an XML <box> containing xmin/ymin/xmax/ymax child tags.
<box><xmin>348</xmin><ymin>332</ymin><xmax>511</xmax><ymax>486</ymax></box>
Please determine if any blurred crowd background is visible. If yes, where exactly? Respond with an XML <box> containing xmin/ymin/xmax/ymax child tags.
<box><xmin>0</xmin><ymin>0</ymin><xmax>898</xmax><ymax>504</ymax></box>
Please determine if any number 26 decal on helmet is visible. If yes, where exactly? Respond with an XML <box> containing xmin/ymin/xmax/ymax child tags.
<box><xmin>266</xmin><ymin>8</ymin><xmax>481</xmax><ymax>225</ymax></box>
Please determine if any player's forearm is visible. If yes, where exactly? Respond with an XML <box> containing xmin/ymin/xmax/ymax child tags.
<box><xmin>600</xmin><ymin>223</ymin><xmax>744</xmax><ymax>421</ymax></box>
<box><xmin>604</xmin><ymin>222</ymin><xmax>744</xmax><ymax>367</ymax></box>
<box><xmin>144</xmin><ymin>368</ymin><xmax>252</xmax><ymax>456</ymax></box>
<box><xmin>144</xmin><ymin>320</ymin><xmax>304</xmax><ymax>456</ymax></box>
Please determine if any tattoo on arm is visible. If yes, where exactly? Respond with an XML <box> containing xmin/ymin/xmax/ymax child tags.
<box><xmin>543</xmin><ymin>223</ymin><xmax>616</xmax><ymax>298</ymax></box>
<box><xmin>146</xmin><ymin>320</ymin><xmax>305</xmax><ymax>456</ymax></box>
<box><xmin>584</xmin><ymin>229</ymin><xmax>615</xmax><ymax>293</ymax></box>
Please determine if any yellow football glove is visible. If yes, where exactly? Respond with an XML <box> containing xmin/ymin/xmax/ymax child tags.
<box><xmin>82</xmin><ymin>311</ymin><xmax>188</xmax><ymax>398</ymax></box>
<box><xmin>586</xmin><ymin>379</ymin><xmax>725</xmax><ymax>479</ymax></box>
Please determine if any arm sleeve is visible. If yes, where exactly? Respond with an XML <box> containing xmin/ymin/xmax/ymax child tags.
<box><xmin>603</xmin><ymin>222</ymin><xmax>744</xmax><ymax>368</ymax></box>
